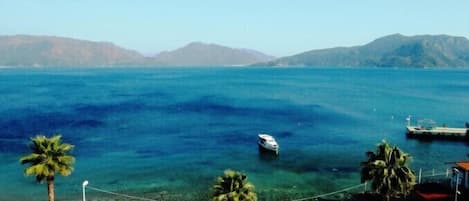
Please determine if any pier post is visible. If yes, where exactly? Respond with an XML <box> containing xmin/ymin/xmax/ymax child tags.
<box><xmin>454</xmin><ymin>168</ymin><xmax>460</xmax><ymax>201</ymax></box>
<box><xmin>82</xmin><ymin>180</ymin><xmax>88</xmax><ymax>201</ymax></box>
<box><xmin>418</xmin><ymin>168</ymin><xmax>422</xmax><ymax>184</ymax></box>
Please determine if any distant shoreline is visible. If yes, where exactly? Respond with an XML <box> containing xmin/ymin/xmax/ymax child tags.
<box><xmin>2</xmin><ymin>65</ymin><xmax>469</xmax><ymax>69</ymax></box>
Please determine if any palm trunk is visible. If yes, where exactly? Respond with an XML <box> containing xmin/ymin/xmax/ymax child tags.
<box><xmin>47</xmin><ymin>176</ymin><xmax>54</xmax><ymax>201</ymax></box>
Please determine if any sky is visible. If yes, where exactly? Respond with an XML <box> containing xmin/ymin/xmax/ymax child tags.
<box><xmin>1</xmin><ymin>0</ymin><xmax>469</xmax><ymax>56</ymax></box>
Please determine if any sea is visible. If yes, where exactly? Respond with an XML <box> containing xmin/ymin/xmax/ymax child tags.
<box><xmin>0</xmin><ymin>67</ymin><xmax>468</xmax><ymax>201</ymax></box>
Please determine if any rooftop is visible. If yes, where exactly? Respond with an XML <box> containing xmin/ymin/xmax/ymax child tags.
<box><xmin>456</xmin><ymin>161</ymin><xmax>469</xmax><ymax>171</ymax></box>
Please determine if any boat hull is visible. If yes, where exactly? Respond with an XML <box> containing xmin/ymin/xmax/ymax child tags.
<box><xmin>258</xmin><ymin>143</ymin><xmax>279</xmax><ymax>155</ymax></box>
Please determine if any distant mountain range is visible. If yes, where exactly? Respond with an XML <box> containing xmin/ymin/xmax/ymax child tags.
<box><xmin>2</xmin><ymin>34</ymin><xmax>469</xmax><ymax>68</ymax></box>
<box><xmin>0</xmin><ymin>35</ymin><xmax>274</xmax><ymax>67</ymax></box>
<box><xmin>150</xmin><ymin>42</ymin><xmax>275</xmax><ymax>66</ymax></box>
<box><xmin>0</xmin><ymin>35</ymin><xmax>144</xmax><ymax>67</ymax></box>
<box><xmin>256</xmin><ymin>34</ymin><xmax>469</xmax><ymax>68</ymax></box>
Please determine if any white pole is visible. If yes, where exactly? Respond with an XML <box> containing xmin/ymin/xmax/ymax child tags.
<box><xmin>446</xmin><ymin>168</ymin><xmax>449</xmax><ymax>178</ymax></box>
<box><xmin>454</xmin><ymin>168</ymin><xmax>459</xmax><ymax>201</ymax></box>
<box><xmin>418</xmin><ymin>168</ymin><xmax>422</xmax><ymax>184</ymax></box>
<box><xmin>364</xmin><ymin>182</ymin><xmax>367</xmax><ymax>193</ymax></box>
<box><xmin>82</xmin><ymin>180</ymin><xmax>89</xmax><ymax>201</ymax></box>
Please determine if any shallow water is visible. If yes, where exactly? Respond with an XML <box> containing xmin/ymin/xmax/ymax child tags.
<box><xmin>0</xmin><ymin>67</ymin><xmax>468</xmax><ymax>201</ymax></box>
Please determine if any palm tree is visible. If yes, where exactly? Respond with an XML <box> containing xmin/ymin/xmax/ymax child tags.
<box><xmin>360</xmin><ymin>140</ymin><xmax>416</xmax><ymax>201</ymax></box>
<box><xmin>19</xmin><ymin>135</ymin><xmax>75</xmax><ymax>201</ymax></box>
<box><xmin>211</xmin><ymin>169</ymin><xmax>257</xmax><ymax>201</ymax></box>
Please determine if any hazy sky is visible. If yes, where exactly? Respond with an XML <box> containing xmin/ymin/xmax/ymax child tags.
<box><xmin>1</xmin><ymin>0</ymin><xmax>469</xmax><ymax>56</ymax></box>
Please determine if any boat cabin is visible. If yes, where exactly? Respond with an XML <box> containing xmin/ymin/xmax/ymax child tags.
<box><xmin>257</xmin><ymin>134</ymin><xmax>279</xmax><ymax>154</ymax></box>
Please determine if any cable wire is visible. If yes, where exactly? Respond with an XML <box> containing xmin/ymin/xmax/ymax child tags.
<box><xmin>86</xmin><ymin>185</ymin><xmax>161</xmax><ymax>201</ymax></box>
<box><xmin>289</xmin><ymin>183</ymin><xmax>365</xmax><ymax>201</ymax></box>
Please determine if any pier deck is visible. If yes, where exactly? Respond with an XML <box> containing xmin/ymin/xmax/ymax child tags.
<box><xmin>406</xmin><ymin>126</ymin><xmax>468</xmax><ymax>138</ymax></box>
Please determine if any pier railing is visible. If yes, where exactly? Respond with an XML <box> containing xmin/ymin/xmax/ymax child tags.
<box><xmin>417</xmin><ymin>168</ymin><xmax>452</xmax><ymax>184</ymax></box>
<box><xmin>81</xmin><ymin>167</ymin><xmax>453</xmax><ymax>201</ymax></box>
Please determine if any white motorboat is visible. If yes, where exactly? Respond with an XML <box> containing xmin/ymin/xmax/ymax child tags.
<box><xmin>258</xmin><ymin>134</ymin><xmax>279</xmax><ymax>154</ymax></box>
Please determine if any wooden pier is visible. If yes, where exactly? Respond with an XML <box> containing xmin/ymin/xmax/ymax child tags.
<box><xmin>406</xmin><ymin>126</ymin><xmax>468</xmax><ymax>138</ymax></box>
<box><xmin>405</xmin><ymin>116</ymin><xmax>469</xmax><ymax>140</ymax></box>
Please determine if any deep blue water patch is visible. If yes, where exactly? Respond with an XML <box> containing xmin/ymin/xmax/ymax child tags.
<box><xmin>275</xmin><ymin>131</ymin><xmax>294</xmax><ymax>138</ymax></box>
<box><xmin>73</xmin><ymin>101</ymin><xmax>149</xmax><ymax>116</ymax></box>
<box><xmin>0</xmin><ymin>110</ymin><xmax>105</xmax><ymax>138</ymax></box>
<box><xmin>162</xmin><ymin>95</ymin><xmax>342</xmax><ymax>126</ymax></box>
<box><xmin>213</xmin><ymin>129</ymin><xmax>256</xmax><ymax>145</ymax></box>
<box><xmin>69</xmin><ymin>119</ymin><xmax>104</xmax><ymax>128</ymax></box>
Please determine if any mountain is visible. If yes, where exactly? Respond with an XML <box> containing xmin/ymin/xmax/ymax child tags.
<box><xmin>257</xmin><ymin>34</ymin><xmax>469</xmax><ymax>68</ymax></box>
<box><xmin>0</xmin><ymin>35</ymin><xmax>144</xmax><ymax>67</ymax></box>
<box><xmin>0</xmin><ymin>35</ymin><xmax>274</xmax><ymax>67</ymax></box>
<box><xmin>151</xmin><ymin>42</ymin><xmax>275</xmax><ymax>66</ymax></box>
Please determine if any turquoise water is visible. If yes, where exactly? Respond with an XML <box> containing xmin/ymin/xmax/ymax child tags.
<box><xmin>0</xmin><ymin>67</ymin><xmax>468</xmax><ymax>201</ymax></box>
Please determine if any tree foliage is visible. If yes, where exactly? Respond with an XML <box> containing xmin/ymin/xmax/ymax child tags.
<box><xmin>20</xmin><ymin>134</ymin><xmax>75</xmax><ymax>201</ymax></box>
<box><xmin>361</xmin><ymin>140</ymin><xmax>416</xmax><ymax>201</ymax></box>
<box><xmin>211</xmin><ymin>169</ymin><xmax>257</xmax><ymax>201</ymax></box>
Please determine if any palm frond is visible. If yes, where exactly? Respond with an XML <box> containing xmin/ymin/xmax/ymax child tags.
<box><xmin>20</xmin><ymin>134</ymin><xmax>75</xmax><ymax>181</ymax></box>
<box><xmin>211</xmin><ymin>169</ymin><xmax>257</xmax><ymax>201</ymax></box>
<box><xmin>360</xmin><ymin>140</ymin><xmax>415</xmax><ymax>201</ymax></box>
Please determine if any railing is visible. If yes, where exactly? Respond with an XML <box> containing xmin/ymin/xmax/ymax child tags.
<box><xmin>81</xmin><ymin>167</ymin><xmax>453</xmax><ymax>201</ymax></box>
<box><xmin>86</xmin><ymin>185</ymin><xmax>161</xmax><ymax>201</ymax></box>
<box><xmin>288</xmin><ymin>183</ymin><xmax>365</xmax><ymax>201</ymax></box>
<box><xmin>417</xmin><ymin>168</ymin><xmax>452</xmax><ymax>184</ymax></box>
